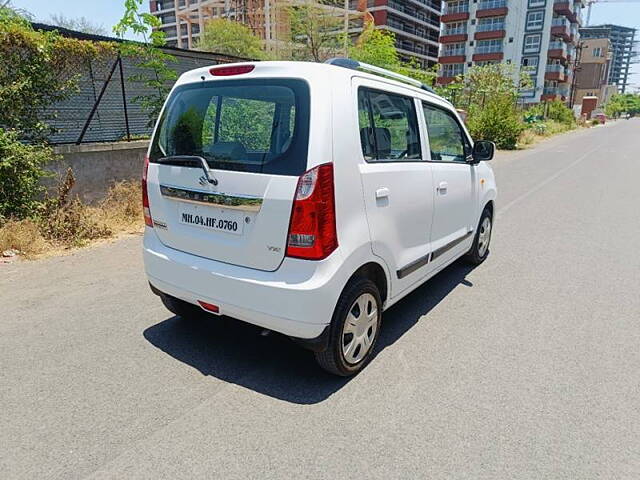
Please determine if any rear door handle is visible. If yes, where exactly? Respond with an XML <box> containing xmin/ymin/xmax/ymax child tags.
<box><xmin>437</xmin><ymin>182</ymin><xmax>448</xmax><ymax>193</ymax></box>
<box><xmin>375</xmin><ymin>187</ymin><xmax>390</xmax><ymax>199</ymax></box>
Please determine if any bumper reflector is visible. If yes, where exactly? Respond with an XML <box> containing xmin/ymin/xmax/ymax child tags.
<box><xmin>198</xmin><ymin>301</ymin><xmax>220</xmax><ymax>314</ymax></box>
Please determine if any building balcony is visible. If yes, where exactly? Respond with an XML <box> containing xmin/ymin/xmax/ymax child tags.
<box><xmin>551</xmin><ymin>18</ymin><xmax>571</xmax><ymax>40</ymax></box>
<box><xmin>441</xmin><ymin>12</ymin><xmax>470</xmax><ymax>22</ymax></box>
<box><xmin>474</xmin><ymin>29</ymin><xmax>506</xmax><ymax>40</ymax></box>
<box><xmin>553</xmin><ymin>0</ymin><xmax>573</xmax><ymax>15</ymax></box>
<box><xmin>440</xmin><ymin>31</ymin><xmax>468</xmax><ymax>43</ymax></box>
<box><xmin>548</xmin><ymin>40</ymin><xmax>568</xmax><ymax>60</ymax></box>
<box><xmin>472</xmin><ymin>51</ymin><xmax>504</xmax><ymax>61</ymax></box>
<box><xmin>439</xmin><ymin>54</ymin><xmax>466</xmax><ymax>64</ymax></box>
<box><xmin>476</xmin><ymin>0</ymin><xmax>508</xmax><ymax>18</ymax></box>
<box><xmin>542</xmin><ymin>86</ymin><xmax>570</xmax><ymax>101</ymax></box>
<box><xmin>545</xmin><ymin>64</ymin><xmax>568</xmax><ymax>82</ymax></box>
<box><xmin>437</xmin><ymin>76</ymin><xmax>459</xmax><ymax>85</ymax></box>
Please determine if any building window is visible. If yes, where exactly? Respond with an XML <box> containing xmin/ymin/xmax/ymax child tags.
<box><xmin>443</xmin><ymin>21</ymin><xmax>467</xmax><ymax>36</ymax></box>
<box><xmin>442</xmin><ymin>63</ymin><xmax>464</xmax><ymax>77</ymax></box>
<box><xmin>526</xmin><ymin>11</ymin><xmax>544</xmax><ymax>31</ymax></box>
<box><xmin>477</xmin><ymin>16</ymin><xmax>506</xmax><ymax>33</ymax></box>
<box><xmin>593</xmin><ymin>47</ymin><xmax>602</xmax><ymax>57</ymax></box>
<box><xmin>523</xmin><ymin>33</ymin><xmax>542</xmax><ymax>53</ymax></box>
<box><xmin>478</xmin><ymin>0</ymin><xmax>507</xmax><ymax>10</ymax></box>
<box><xmin>521</xmin><ymin>56</ymin><xmax>539</xmax><ymax>73</ymax></box>
<box><xmin>528</xmin><ymin>0</ymin><xmax>545</xmax><ymax>7</ymax></box>
<box><xmin>476</xmin><ymin>60</ymin><xmax>499</xmax><ymax>66</ymax></box>
<box><xmin>444</xmin><ymin>1</ymin><xmax>469</xmax><ymax>14</ymax></box>
<box><xmin>476</xmin><ymin>39</ymin><xmax>503</xmax><ymax>54</ymax></box>
<box><xmin>443</xmin><ymin>42</ymin><xmax>465</xmax><ymax>56</ymax></box>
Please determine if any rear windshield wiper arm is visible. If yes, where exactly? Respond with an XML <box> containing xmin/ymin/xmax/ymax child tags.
<box><xmin>157</xmin><ymin>155</ymin><xmax>218</xmax><ymax>186</ymax></box>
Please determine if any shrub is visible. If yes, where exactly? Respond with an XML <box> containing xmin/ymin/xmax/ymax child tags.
<box><xmin>466</xmin><ymin>96</ymin><xmax>525</xmax><ymax>150</ymax></box>
<box><xmin>0</xmin><ymin>129</ymin><xmax>55</xmax><ymax>222</ymax></box>
<box><xmin>0</xmin><ymin>18</ymin><xmax>117</xmax><ymax>141</ymax></box>
<box><xmin>545</xmin><ymin>100</ymin><xmax>575</xmax><ymax>126</ymax></box>
<box><xmin>0</xmin><ymin>218</ymin><xmax>48</xmax><ymax>256</ymax></box>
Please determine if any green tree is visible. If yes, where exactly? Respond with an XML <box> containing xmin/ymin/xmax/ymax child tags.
<box><xmin>349</xmin><ymin>22</ymin><xmax>435</xmax><ymax>86</ymax></box>
<box><xmin>114</xmin><ymin>0</ymin><xmax>177</xmax><ymax>126</ymax></box>
<box><xmin>197</xmin><ymin>18</ymin><xmax>266</xmax><ymax>59</ymax></box>
<box><xmin>605</xmin><ymin>93</ymin><xmax>640</xmax><ymax>117</ymax></box>
<box><xmin>450</xmin><ymin>64</ymin><xmax>527</xmax><ymax>149</ymax></box>
<box><xmin>349</xmin><ymin>21</ymin><xmax>399</xmax><ymax>68</ymax></box>
<box><xmin>288</xmin><ymin>2</ymin><xmax>344</xmax><ymax>62</ymax></box>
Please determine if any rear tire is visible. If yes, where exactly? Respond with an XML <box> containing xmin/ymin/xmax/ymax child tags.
<box><xmin>314</xmin><ymin>278</ymin><xmax>382</xmax><ymax>376</ymax></box>
<box><xmin>160</xmin><ymin>294</ymin><xmax>202</xmax><ymax>319</ymax></box>
<box><xmin>465</xmin><ymin>207</ymin><xmax>493</xmax><ymax>265</ymax></box>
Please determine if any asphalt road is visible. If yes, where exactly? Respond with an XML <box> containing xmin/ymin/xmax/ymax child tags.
<box><xmin>2</xmin><ymin>119</ymin><xmax>640</xmax><ymax>479</ymax></box>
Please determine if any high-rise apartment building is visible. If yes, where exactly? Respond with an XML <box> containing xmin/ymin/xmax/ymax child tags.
<box><xmin>437</xmin><ymin>0</ymin><xmax>586</xmax><ymax>104</ymax></box>
<box><xmin>150</xmin><ymin>0</ymin><xmax>442</xmax><ymax>68</ymax></box>
<box><xmin>580</xmin><ymin>24</ymin><xmax>637</xmax><ymax>93</ymax></box>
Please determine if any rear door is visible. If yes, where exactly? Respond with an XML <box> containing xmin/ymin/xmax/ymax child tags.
<box><xmin>355</xmin><ymin>80</ymin><xmax>435</xmax><ymax>296</ymax></box>
<box><xmin>146</xmin><ymin>78</ymin><xmax>311</xmax><ymax>271</ymax></box>
<box><xmin>421</xmin><ymin>102</ymin><xmax>476</xmax><ymax>269</ymax></box>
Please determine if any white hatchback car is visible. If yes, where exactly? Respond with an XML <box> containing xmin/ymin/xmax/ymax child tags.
<box><xmin>143</xmin><ymin>59</ymin><xmax>496</xmax><ymax>376</ymax></box>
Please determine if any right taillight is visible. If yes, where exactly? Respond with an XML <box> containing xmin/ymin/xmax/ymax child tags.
<box><xmin>286</xmin><ymin>163</ymin><xmax>338</xmax><ymax>260</ymax></box>
<box><xmin>142</xmin><ymin>155</ymin><xmax>153</xmax><ymax>227</ymax></box>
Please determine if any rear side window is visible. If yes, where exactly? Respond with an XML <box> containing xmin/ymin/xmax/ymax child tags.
<box><xmin>422</xmin><ymin>103</ymin><xmax>469</xmax><ymax>163</ymax></box>
<box><xmin>150</xmin><ymin>79</ymin><xmax>310</xmax><ymax>175</ymax></box>
<box><xmin>357</xmin><ymin>88</ymin><xmax>421</xmax><ymax>162</ymax></box>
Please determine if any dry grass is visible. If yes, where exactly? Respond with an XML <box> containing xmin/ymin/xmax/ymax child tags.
<box><xmin>0</xmin><ymin>180</ymin><xmax>143</xmax><ymax>258</ymax></box>
<box><xmin>517</xmin><ymin>120</ymin><xmax>577</xmax><ymax>149</ymax></box>
<box><xmin>0</xmin><ymin>219</ymin><xmax>48</xmax><ymax>257</ymax></box>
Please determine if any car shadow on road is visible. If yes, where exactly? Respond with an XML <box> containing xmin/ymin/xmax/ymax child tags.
<box><xmin>143</xmin><ymin>261</ymin><xmax>477</xmax><ymax>405</ymax></box>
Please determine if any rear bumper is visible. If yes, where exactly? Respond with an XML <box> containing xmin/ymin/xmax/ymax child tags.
<box><xmin>143</xmin><ymin>228</ymin><xmax>342</xmax><ymax>339</ymax></box>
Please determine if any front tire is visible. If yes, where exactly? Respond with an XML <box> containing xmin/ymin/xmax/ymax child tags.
<box><xmin>314</xmin><ymin>278</ymin><xmax>382</xmax><ymax>376</ymax></box>
<box><xmin>465</xmin><ymin>207</ymin><xmax>493</xmax><ymax>265</ymax></box>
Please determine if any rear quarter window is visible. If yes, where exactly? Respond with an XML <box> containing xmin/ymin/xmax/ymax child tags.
<box><xmin>150</xmin><ymin>79</ymin><xmax>310</xmax><ymax>176</ymax></box>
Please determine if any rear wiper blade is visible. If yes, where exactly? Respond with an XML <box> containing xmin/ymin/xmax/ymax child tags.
<box><xmin>157</xmin><ymin>155</ymin><xmax>218</xmax><ymax>186</ymax></box>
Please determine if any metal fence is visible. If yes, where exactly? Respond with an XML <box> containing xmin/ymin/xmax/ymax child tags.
<box><xmin>32</xmin><ymin>25</ymin><xmax>245</xmax><ymax>145</ymax></box>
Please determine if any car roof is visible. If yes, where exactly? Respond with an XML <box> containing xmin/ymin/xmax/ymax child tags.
<box><xmin>176</xmin><ymin>61</ymin><xmax>452</xmax><ymax>107</ymax></box>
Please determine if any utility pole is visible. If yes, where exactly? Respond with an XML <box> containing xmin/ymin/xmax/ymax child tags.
<box><xmin>569</xmin><ymin>41</ymin><xmax>584</xmax><ymax>108</ymax></box>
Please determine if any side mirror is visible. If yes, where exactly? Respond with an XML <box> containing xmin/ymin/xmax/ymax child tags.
<box><xmin>471</xmin><ymin>140</ymin><xmax>495</xmax><ymax>162</ymax></box>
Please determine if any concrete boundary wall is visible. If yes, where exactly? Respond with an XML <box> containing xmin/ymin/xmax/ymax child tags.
<box><xmin>46</xmin><ymin>141</ymin><xmax>150</xmax><ymax>204</ymax></box>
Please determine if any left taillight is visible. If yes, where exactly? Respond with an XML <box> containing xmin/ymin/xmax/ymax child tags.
<box><xmin>142</xmin><ymin>155</ymin><xmax>153</xmax><ymax>227</ymax></box>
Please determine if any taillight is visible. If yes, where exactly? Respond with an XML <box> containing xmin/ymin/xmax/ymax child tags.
<box><xmin>142</xmin><ymin>155</ymin><xmax>153</xmax><ymax>227</ymax></box>
<box><xmin>209</xmin><ymin>65</ymin><xmax>255</xmax><ymax>76</ymax></box>
<box><xmin>286</xmin><ymin>163</ymin><xmax>338</xmax><ymax>260</ymax></box>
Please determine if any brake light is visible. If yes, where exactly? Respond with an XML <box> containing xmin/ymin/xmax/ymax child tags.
<box><xmin>286</xmin><ymin>163</ymin><xmax>338</xmax><ymax>260</ymax></box>
<box><xmin>209</xmin><ymin>65</ymin><xmax>255</xmax><ymax>76</ymax></box>
<box><xmin>142</xmin><ymin>155</ymin><xmax>153</xmax><ymax>227</ymax></box>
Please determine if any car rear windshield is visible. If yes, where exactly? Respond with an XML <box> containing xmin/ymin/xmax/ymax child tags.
<box><xmin>149</xmin><ymin>79</ymin><xmax>310</xmax><ymax>176</ymax></box>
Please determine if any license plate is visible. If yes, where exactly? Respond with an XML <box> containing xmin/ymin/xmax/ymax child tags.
<box><xmin>178</xmin><ymin>204</ymin><xmax>244</xmax><ymax>235</ymax></box>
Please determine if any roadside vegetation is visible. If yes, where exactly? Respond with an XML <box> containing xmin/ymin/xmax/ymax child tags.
<box><xmin>604</xmin><ymin>93</ymin><xmax>640</xmax><ymax>118</ymax></box>
<box><xmin>0</xmin><ymin>4</ymin><xmax>149</xmax><ymax>258</ymax></box>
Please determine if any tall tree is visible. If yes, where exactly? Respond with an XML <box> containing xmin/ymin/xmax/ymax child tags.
<box><xmin>287</xmin><ymin>2</ymin><xmax>344</xmax><ymax>62</ymax></box>
<box><xmin>49</xmin><ymin>14</ymin><xmax>108</xmax><ymax>36</ymax></box>
<box><xmin>114</xmin><ymin>0</ymin><xmax>177</xmax><ymax>126</ymax></box>
<box><xmin>197</xmin><ymin>18</ymin><xmax>266</xmax><ymax>59</ymax></box>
